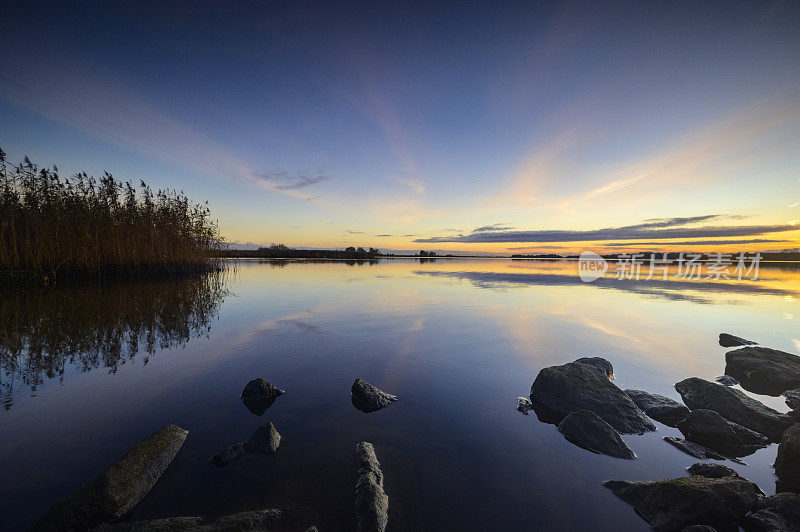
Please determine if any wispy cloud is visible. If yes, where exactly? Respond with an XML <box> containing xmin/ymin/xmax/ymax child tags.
<box><xmin>375</xmin><ymin>234</ymin><xmax>393</xmax><ymax>237</ymax></box>
<box><xmin>344</xmin><ymin>229</ymin><xmax>365</xmax><ymax>234</ymax></box>
<box><xmin>415</xmin><ymin>215</ymin><xmax>797</xmax><ymax>243</ymax></box>
<box><xmin>603</xmin><ymin>239</ymin><xmax>790</xmax><ymax>247</ymax></box>
<box><xmin>256</xmin><ymin>170</ymin><xmax>329</xmax><ymax>190</ymax></box>
<box><xmin>474</xmin><ymin>223</ymin><xmax>515</xmax><ymax>232</ymax></box>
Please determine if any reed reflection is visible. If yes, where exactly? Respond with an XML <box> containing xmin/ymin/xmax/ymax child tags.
<box><xmin>0</xmin><ymin>271</ymin><xmax>229</xmax><ymax>410</ymax></box>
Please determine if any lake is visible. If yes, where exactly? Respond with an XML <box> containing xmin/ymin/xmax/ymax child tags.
<box><xmin>2</xmin><ymin>258</ymin><xmax>799</xmax><ymax>530</ymax></box>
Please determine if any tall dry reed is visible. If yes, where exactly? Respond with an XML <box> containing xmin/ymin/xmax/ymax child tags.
<box><xmin>0</xmin><ymin>148</ymin><xmax>222</xmax><ymax>283</ymax></box>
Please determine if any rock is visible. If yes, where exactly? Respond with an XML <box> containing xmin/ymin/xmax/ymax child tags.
<box><xmin>210</xmin><ymin>423</ymin><xmax>280</xmax><ymax>466</ymax></box>
<box><xmin>677</xmin><ymin>409</ymin><xmax>769</xmax><ymax>458</ymax></box>
<box><xmin>681</xmin><ymin>526</ymin><xmax>718</xmax><ymax>532</ymax></box>
<box><xmin>784</xmin><ymin>388</ymin><xmax>800</xmax><ymax>410</ymax></box>
<box><xmin>742</xmin><ymin>492</ymin><xmax>800</xmax><ymax>532</ymax></box>
<box><xmin>31</xmin><ymin>425</ymin><xmax>188</xmax><ymax>531</ymax></box>
<box><xmin>625</xmin><ymin>389</ymin><xmax>690</xmax><ymax>427</ymax></box>
<box><xmin>91</xmin><ymin>504</ymin><xmax>318</xmax><ymax>531</ymax></box>
<box><xmin>716</xmin><ymin>375</ymin><xmax>739</xmax><ymax>387</ymax></box>
<box><xmin>530</xmin><ymin>362</ymin><xmax>655</xmax><ymax>434</ymax></box>
<box><xmin>725</xmin><ymin>347</ymin><xmax>800</xmax><ymax>396</ymax></box>
<box><xmin>675</xmin><ymin>377</ymin><xmax>793</xmax><ymax>441</ymax></box>
<box><xmin>241</xmin><ymin>378</ymin><xmax>283</xmax><ymax>416</ymax></box>
<box><xmin>556</xmin><ymin>409</ymin><xmax>635</xmax><ymax>459</ymax></box>
<box><xmin>775</xmin><ymin>424</ymin><xmax>800</xmax><ymax>493</ymax></box>
<box><xmin>573</xmin><ymin>357</ymin><xmax>614</xmax><ymax>379</ymax></box>
<box><xmin>719</xmin><ymin>333</ymin><xmax>757</xmax><ymax>348</ymax></box>
<box><xmin>355</xmin><ymin>442</ymin><xmax>388</xmax><ymax>532</ymax></box>
<box><xmin>517</xmin><ymin>396</ymin><xmax>533</xmax><ymax>414</ymax></box>
<box><xmin>603</xmin><ymin>474</ymin><xmax>762</xmax><ymax>531</ymax></box>
<box><xmin>241</xmin><ymin>378</ymin><xmax>284</xmax><ymax>401</ymax></box>
<box><xmin>664</xmin><ymin>437</ymin><xmax>726</xmax><ymax>460</ymax></box>
<box><xmin>351</xmin><ymin>379</ymin><xmax>397</xmax><ymax>413</ymax></box>
<box><xmin>687</xmin><ymin>462</ymin><xmax>739</xmax><ymax>478</ymax></box>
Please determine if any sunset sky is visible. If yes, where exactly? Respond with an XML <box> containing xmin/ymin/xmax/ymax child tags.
<box><xmin>2</xmin><ymin>1</ymin><xmax>799</xmax><ymax>254</ymax></box>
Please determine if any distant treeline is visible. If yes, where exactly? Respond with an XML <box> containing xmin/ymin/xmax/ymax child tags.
<box><xmin>0</xmin><ymin>149</ymin><xmax>222</xmax><ymax>284</ymax></box>
<box><xmin>220</xmin><ymin>244</ymin><xmax>382</xmax><ymax>259</ymax></box>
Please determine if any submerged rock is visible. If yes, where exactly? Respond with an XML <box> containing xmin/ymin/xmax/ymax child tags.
<box><xmin>573</xmin><ymin>357</ymin><xmax>614</xmax><ymax>379</ymax></box>
<box><xmin>517</xmin><ymin>396</ymin><xmax>533</xmax><ymax>414</ymax></box>
<box><xmin>32</xmin><ymin>424</ymin><xmax>188</xmax><ymax>531</ymax></box>
<box><xmin>725</xmin><ymin>346</ymin><xmax>800</xmax><ymax>396</ymax></box>
<box><xmin>775</xmin><ymin>424</ymin><xmax>800</xmax><ymax>493</ymax></box>
<box><xmin>675</xmin><ymin>377</ymin><xmax>793</xmax><ymax>441</ymax></box>
<box><xmin>677</xmin><ymin>409</ymin><xmax>768</xmax><ymax>458</ymax></box>
<box><xmin>664</xmin><ymin>437</ymin><xmax>726</xmax><ymax>460</ymax></box>
<box><xmin>687</xmin><ymin>462</ymin><xmax>739</xmax><ymax>479</ymax></box>
<box><xmin>351</xmin><ymin>379</ymin><xmax>397</xmax><ymax>413</ymax></box>
<box><xmin>355</xmin><ymin>442</ymin><xmax>388</xmax><ymax>532</ymax></box>
<box><xmin>624</xmin><ymin>389</ymin><xmax>690</xmax><ymax>427</ymax></box>
<box><xmin>556</xmin><ymin>409</ymin><xmax>635</xmax><ymax>459</ymax></box>
<box><xmin>719</xmin><ymin>333</ymin><xmax>757</xmax><ymax>348</ymax></box>
<box><xmin>210</xmin><ymin>423</ymin><xmax>280</xmax><ymax>466</ymax></box>
<box><xmin>742</xmin><ymin>492</ymin><xmax>800</xmax><ymax>532</ymax></box>
<box><xmin>530</xmin><ymin>362</ymin><xmax>655</xmax><ymax>434</ymax></box>
<box><xmin>603</xmin><ymin>474</ymin><xmax>762</xmax><ymax>531</ymax></box>
<box><xmin>716</xmin><ymin>375</ymin><xmax>739</xmax><ymax>387</ymax></box>
<box><xmin>783</xmin><ymin>388</ymin><xmax>800</xmax><ymax>410</ymax></box>
<box><xmin>92</xmin><ymin>504</ymin><xmax>318</xmax><ymax>531</ymax></box>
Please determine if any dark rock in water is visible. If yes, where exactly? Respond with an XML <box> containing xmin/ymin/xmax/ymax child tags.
<box><xmin>675</xmin><ymin>377</ymin><xmax>793</xmax><ymax>441</ymax></box>
<box><xmin>517</xmin><ymin>396</ymin><xmax>533</xmax><ymax>414</ymax></box>
<box><xmin>687</xmin><ymin>462</ymin><xmax>739</xmax><ymax>479</ymax></box>
<box><xmin>603</xmin><ymin>474</ymin><xmax>762</xmax><ymax>532</ymax></box>
<box><xmin>725</xmin><ymin>346</ymin><xmax>800</xmax><ymax>396</ymax></box>
<box><xmin>91</xmin><ymin>504</ymin><xmax>319</xmax><ymax>531</ymax></box>
<box><xmin>681</xmin><ymin>526</ymin><xmax>718</xmax><ymax>532</ymax></box>
<box><xmin>624</xmin><ymin>389</ymin><xmax>690</xmax><ymax>427</ymax></box>
<box><xmin>716</xmin><ymin>375</ymin><xmax>739</xmax><ymax>387</ymax></box>
<box><xmin>210</xmin><ymin>423</ymin><xmax>280</xmax><ymax>466</ymax></box>
<box><xmin>355</xmin><ymin>442</ymin><xmax>388</xmax><ymax>532</ymax></box>
<box><xmin>573</xmin><ymin>357</ymin><xmax>614</xmax><ymax>379</ymax></box>
<box><xmin>241</xmin><ymin>378</ymin><xmax>284</xmax><ymax>401</ymax></box>
<box><xmin>783</xmin><ymin>388</ymin><xmax>800</xmax><ymax>410</ymax></box>
<box><xmin>31</xmin><ymin>424</ymin><xmax>188</xmax><ymax>531</ymax></box>
<box><xmin>775</xmin><ymin>424</ymin><xmax>800</xmax><ymax>493</ymax></box>
<box><xmin>677</xmin><ymin>409</ymin><xmax>768</xmax><ymax>458</ymax></box>
<box><xmin>351</xmin><ymin>379</ymin><xmax>397</xmax><ymax>413</ymax></box>
<box><xmin>241</xmin><ymin>379</ymin><xmax>284</xmax><ymax>416</ymax></box>
<box><xmin>742</xmin><ymin>492</ymin><xmax>800</xmax><ymax>532</ymax></box>
<box><xmin>530</xmin><ymin>362</ymin><xmax>655</xmax><ymax>434</ymax></box>
<box><xmin>719</xmin><ymin>333</ymin><xmax>756</xmax><ymax>348</ymax></box>
<box><xmin>556</xmin><ymin>409</ymin><xmax>635</xmax><ymax>459</ymax></box>
<box><xmin>664</xmin><ymin>437</ymin><xmax>726</xmax><ymax>460</ymax></box>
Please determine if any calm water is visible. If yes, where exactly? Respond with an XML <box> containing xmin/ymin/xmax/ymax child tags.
<box><xmin>2</xmin><ymin>259</ymin><xmax>799</xmax><ymax>530</ymax></box>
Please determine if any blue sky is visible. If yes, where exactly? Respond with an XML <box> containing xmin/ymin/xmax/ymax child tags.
<box><xmin>2</xmin><ymin>1</ymin><xmax>799</xmax><ymax>253</ymax></box>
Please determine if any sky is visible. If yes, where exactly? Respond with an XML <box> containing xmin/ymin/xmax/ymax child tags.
<box><xmin>2</xmin><ymin>0</ymin><xmax>799</xmax><ymax>255</ymax></box>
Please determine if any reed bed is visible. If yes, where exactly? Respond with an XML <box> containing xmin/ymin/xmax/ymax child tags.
<box><xmin>0</xmin><ymin>149</ymin><xmax>222</xmax><ymax>283</ymax></box>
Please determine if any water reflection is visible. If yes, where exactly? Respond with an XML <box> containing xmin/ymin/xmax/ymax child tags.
<box><xmin>0</xmin><ymin>272</ymin><xmax>228</xmax><ymax>410</ymax></box>
<box><xmin>415</xmin><ymin>261</ymin><xmax>800</xmax><ymax>304</ymax></box>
